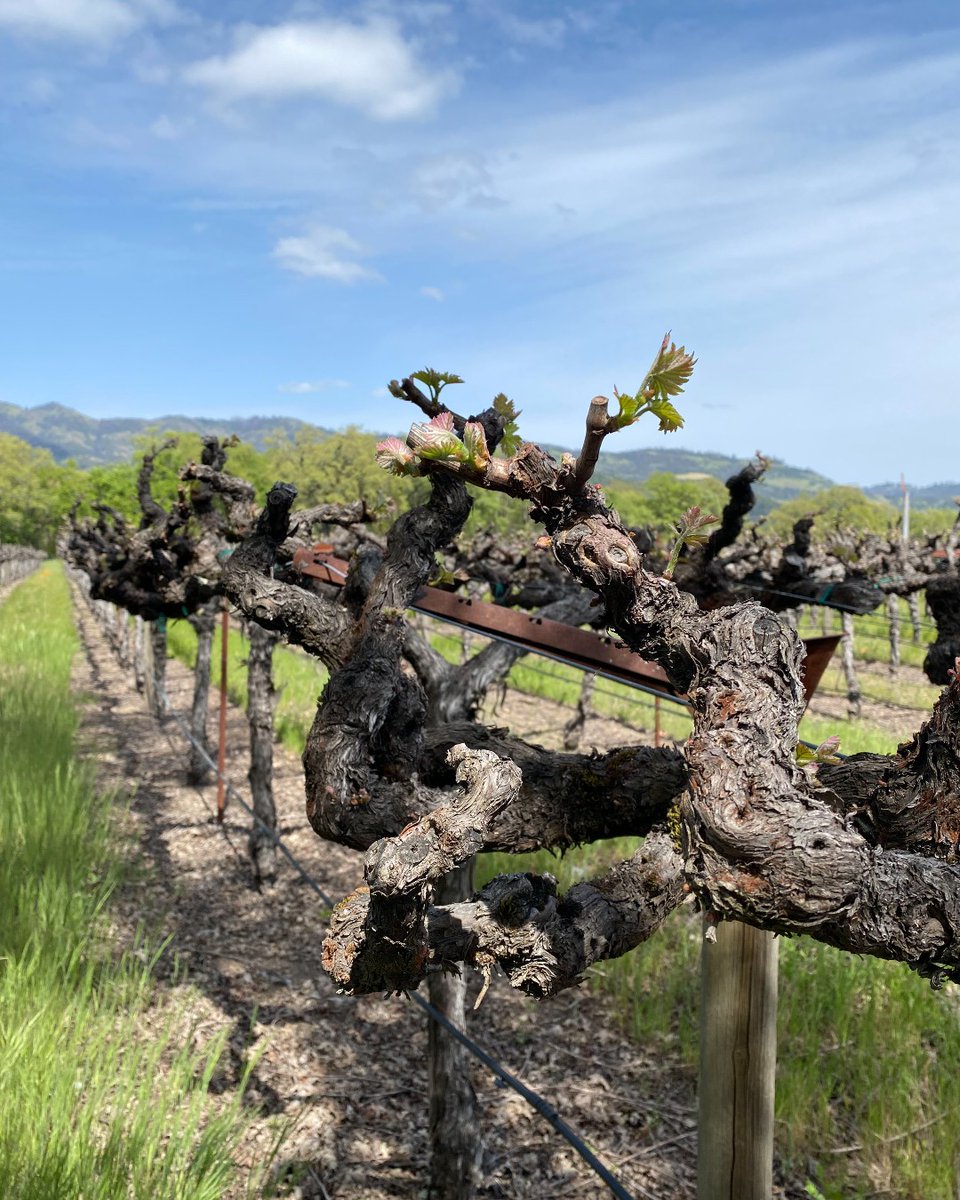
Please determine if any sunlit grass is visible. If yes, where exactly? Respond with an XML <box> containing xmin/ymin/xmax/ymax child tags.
<box><xmin>172</xmin><ymin>595</ymin><xmax>955</xmax><ymax>1197</ymax></box>
<box><xmin>166</xmin><ymin>617</ymin><xmax>326</xmax><ymax>755</ymax></box>
<box><xmin>0</xmin><ymin>565</ymin><xmax>259</xmax><ymax>1199</ymax></box>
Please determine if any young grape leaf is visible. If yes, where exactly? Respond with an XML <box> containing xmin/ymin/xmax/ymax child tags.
<box><xmin>647</xmin><ymin>397</ymin><xmax>685</xmax><ymax>433</ymax></box>
<box><xmin>610</xmin><ymin>388</ymin><xmax>643</xmax><ymax>431</ymax></box>
<box><xmin>492</xmin><ymin>392</ymin><xmax>523</xmax><ymax>455</ymax></box>
<box><xmin>643</xmin><ymin>334</ymin><xmax>697</xmax><ymax>400</ymax></box>
<box><xmin>462</xmin><ymin>420</ymin><xmax>490</xmax><ymax>467</ymax></box>
<box><xmin>411</xmin><ymin>369</ymin><xmax>464</xmax><ymax>403</ymax></box>
<box><xmin>375</xmin><ymin>437</ymin><xmax>421</xmax><ymax>476</ymax></box>
<box><xmin>407</xmin><ymin>414</ymin><xmax>469</xmax><ymax>462</ymax></box>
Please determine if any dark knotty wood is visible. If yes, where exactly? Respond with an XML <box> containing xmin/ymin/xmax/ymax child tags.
<box><xmin>246</xmin><ymin>620</ymin><xmax>279</xmax><ymax>884</ymax></box>
<box><xmin>186</xmin><ymin>603</ymin><xmax>217</xmax><ymax>784</ymax></box>
<box><xmin>216</xmin><ymin>604</ymin><xmax>228</xmax><ymax>824</ymax></box>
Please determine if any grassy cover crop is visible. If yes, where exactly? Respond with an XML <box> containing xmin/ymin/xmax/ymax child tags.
<box><xmin>167</xmin><ymin>601</ymin><xmax>960</xmax><ymax>1197</ymax></box>
<box><xmin>0</xmin><ymin>565</ymin><xmax>256</xmax><ymax>1199</ymax></box>
<box><xmin>166</xmin><ymin>617</ymin><xmax>326</xmax><ymax>754</ymax></box>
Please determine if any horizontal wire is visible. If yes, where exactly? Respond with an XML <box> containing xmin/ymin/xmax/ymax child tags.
<box><xmin>78</xmin><ymin>590</ymin><xmax>638</xmax><ymax>1200</ymax></box>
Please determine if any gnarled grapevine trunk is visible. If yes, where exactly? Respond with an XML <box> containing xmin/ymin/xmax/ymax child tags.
<box><xmin>246</xmin><ymin>621</ymin><xmax>279</xmax><ymax>885</ymax></box>
<box><xmin>186</xmin><ymin>603</ymin><xmax>217</xmax><ymax>784</ymax></box>
<box><xmin>144</xmin><ymin>618</ymin><xmax>168</xmax><ymax>718</ymax></box>
<box><xmin>887</xmin><ymin>592</ymin><xmax>901</xmax><ymax>678</ymax></box>
<box><xmin>563</xmin><ymin>670</ymin><xmax>596</xmax><ymax>750</ymax></box>
<box><xmin>132</xmin><ymin>616</ymin><xmax>146</xmax><ymax>694</ymax></box>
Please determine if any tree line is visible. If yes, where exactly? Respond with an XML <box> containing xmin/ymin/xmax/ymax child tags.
<box><xmin>5</xmin><ymin>419</ymin><xmax>957</xmax><ymax>556</ymax></box>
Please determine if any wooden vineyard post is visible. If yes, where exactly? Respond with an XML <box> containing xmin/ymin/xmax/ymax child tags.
<box><xmin>841</xmin><ymin>611</ymin><xmax>861</xmax><ymax>718</ymax></box>
<box><xmin>696</xmin><ymin>629</ymin><xmax>838</xmax><ymax>1198</ymax></box>
<box><xmin>698</xmin><ymin>921</ymin><xmax>779</xmax><ymax>1200</ymax></box>
<box><xmin>216</xmin><ymin>602</ymin><xmax>229</xmax><ymax>824</ymax></box>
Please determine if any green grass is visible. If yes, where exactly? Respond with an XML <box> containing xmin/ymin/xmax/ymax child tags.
<box><xmin>468</xmin><ymin>612</ymin><xmax>957</xmax><ymax>1197</ymax></box>
<box><xmin>177</xmin><ymin>602</ymin><xmax>955</xmax><ymax>1197</ymax></box>
<box><xmin>798</xmin><ymin>600</ymin><xmax>932</xmax><ymax>672</ymax></box>
<box><xmin>166</xmin><ymin>617</ymin><xmax>326</xmax><ymax>755</ymax></box>
<box><xmin>0</xmin><ymin>565</ymin><xmax>259</xmax><ymax>1199</ymax></box>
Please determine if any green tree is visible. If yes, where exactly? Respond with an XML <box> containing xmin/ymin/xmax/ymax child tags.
<box><xmin>76</xmin><ymin>462</ymin><xmax>140</xmax><ymax>521</ymax></box>
<box><xmin>607</xmin><ymin>473</ymin><xmax>729</xmax><ymax>533</ymax></box>
<box><xmin>765</xmin><ymin>485</ymin><xmax>900</xmax><ymax>541</ymax></box>
<box><xmin>0</xmin><ymin>434</ymin><xmax>79</xmax><ymax>551</ymax></box>
<box><xmin>224</xmin><ymin>440</ymin><xmax>276</xmax><ymax>503</ymax></box>
<box><xmin>267</xmin><ymin>426</ymin><xmax>428</xmax><ymax>514</ymax></box>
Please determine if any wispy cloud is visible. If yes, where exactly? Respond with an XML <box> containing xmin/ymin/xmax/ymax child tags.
<box><xmin>411</xmin><ymin>153</ymin><xmax>504</xmax><ymax>211</ymax></box>
<box><xmin>278</xmin><ymin>379</ymin><xmax>349</xmax><ymax>394</ymax></box>
<box><xmin>419</xmin><ymin>285</ymin><xmax>445</xmax><ymax>301</ymax></box>
<box><xmin>486</xmin><ymin>8</ymin><xmax>566</xmax><ymax>49</ymax></box>
<box><xmin>272</xmin><ymin>225</ymin><xmax>382</xmax><ymax>284</ymax></box>
<box><xmin>0</xmin><ymin>0</ymin><xmax>178</xmax><ymax>43</ymax></box>
<box><xmin>184</xmin><ymin>18</ymin><xmax>458</xmax><ymax>120</ymax></box>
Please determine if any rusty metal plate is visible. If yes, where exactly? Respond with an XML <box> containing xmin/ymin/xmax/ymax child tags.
<box><xmin>291</xmin><ymin>546</ymin><xmax>840</xmax><ymax>710</ymax></box>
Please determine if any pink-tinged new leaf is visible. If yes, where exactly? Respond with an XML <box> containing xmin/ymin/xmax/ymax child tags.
<box><xmin>462</xmin><ymin>421</ymin><xmax>490</xmax><ymax>467</ymax></box>
<box><xmin>815</xmin><ymin>735</ymin><xmax>843</xmax><ymax>765</ymax></box>
<box><xmin>376</xmin><ymin>437</ymin><xmax>420</xmax><ymax>476</ymax></box>
<box><xmin>407</xmin><ymin>419</ymin><xmax>469</xmax><ymax>462</ymax></box>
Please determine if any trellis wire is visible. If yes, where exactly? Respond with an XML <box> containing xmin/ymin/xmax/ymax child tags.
<box><xmin>738</xmin><ymin>581</ymin><xmax>940</xmax><ymax>632</ymax></box>
<box><xmin>155</xmin><ymin>670</ymin><xmax>637</xmax><ymax>1200</ymax></box>
<box><xmin>78</xmin><ymin>588</ymin><xmax>637</xmax><ymax>1200</ymax></box>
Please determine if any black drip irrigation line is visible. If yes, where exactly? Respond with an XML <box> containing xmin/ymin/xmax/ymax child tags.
<box><xmin>406</xmin><ymin>991</ymin><xmax>635</xmax><ymax>1200</ymax></box>
<box><xmin>153</xmin><ymin>675</ymin><xmax>637</xmax><ymax>1199</ymax></box>
<box><xmin>82</xmin><ymin>614</ymin><xmax>639</xmax><ymax>1200</ymax></box>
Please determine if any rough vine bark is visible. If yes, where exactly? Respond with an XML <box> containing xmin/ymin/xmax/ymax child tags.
<box><xmin>147</xmin><ymin>619</ymin><xmax>168</xmax><ymax>719</ymax></box>
<box><xmin>887</xmin><ymin>592</ymin><xmax>901</xmax><ymax>678</ymax></box>
<box><xmin>186</xmin><ymin>602</ymin><xmax>217</xmax><ymax>784</ymax></box>
<box><xmin>246</xmin><ymin>620</ymin><xmax>279</xmax><ymax>885</ymax></box>
<box><xmin>308</xmin><ymin>361</ymin><xmax>960</xmax><ymax>997</ymax></box>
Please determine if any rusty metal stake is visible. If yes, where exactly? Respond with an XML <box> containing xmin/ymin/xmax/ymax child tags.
<box><xmin>216</xmin><ymin>602</ymin><xmax>229</xmax><ymax>824</ymax></box>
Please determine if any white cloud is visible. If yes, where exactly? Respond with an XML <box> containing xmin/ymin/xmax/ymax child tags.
<box><xmin>272</xmin><ymin>225</ymin><xmax>382</xmax><ymax>284</ymax></box>
<box><xmin>24</xmin><ymin>75</ymin><xmax>57</xmax><ymax>103</ymax></box>
<box><xmin>0</xmin><ymin>0</ymin><xmax>178</xmax><ymax>42</ymax></box>
<box><xmin>419</xmin><ymin>285</ymin><xmax>445</xmax><ymax>301</ymax></box>
<box><xmin>412</xmin><ymin>153</ymin><xmax>504</xmax><ymax>210</ymax></box>
<box><xmin>278</xmin><ymin>379</ymin><xmax>349</xmax><ymax>394</ymax></box>
<box><xmin>493</xmin><ymin>11</ymin><xmax>566</xmax><ymax>49</ymax></box>
<box><xmin>184</xmin><ymin>18</ymin><xmax>458</xmax><ymax>120</ymax></box>
<box><xmin>150</xmin><ymin>114</ymin><xmax>181</xmax><ymax>140</ymax></box>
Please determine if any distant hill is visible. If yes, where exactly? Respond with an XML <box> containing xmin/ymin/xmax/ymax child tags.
<box><xmin>4</xmin><ymin>399</ymin><xmax>958</xmax><ymax>513</ymax></box>
<box><xmin>0</xmin><ymin>400</ymin><xmax>313</xmax><ymax>468</ymax></box>
<box><xmin>556</xmin><ymin>446</ymin><xmax>834</xmax><ymax>516</ymax></box>
<box><xmin>866</xmin><ymin>481</ymin><xmax>960</xmax><ymax>511</ymax></box>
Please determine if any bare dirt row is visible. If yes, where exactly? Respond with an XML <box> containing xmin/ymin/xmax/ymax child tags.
<box><xmin>71</xmin><ymin>592</ymin><xmax>708</xmax><ymax>1200</ymax></box>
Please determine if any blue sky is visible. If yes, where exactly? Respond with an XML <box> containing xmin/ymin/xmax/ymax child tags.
<box><xmin>1</xmin><ymin>1</ymin><xmax>958</xmax><ymax>486</ymax></box>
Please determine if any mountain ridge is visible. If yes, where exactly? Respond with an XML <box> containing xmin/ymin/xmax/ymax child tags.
<box><xmin>2</xmin><ymin>398</ymin><xmax>956</xmax><ymax>511</ymax></box>
<box><xmin>0</xmin><ymin>400</ymin><xmax>313</xmax><ymax>468</ymax></box>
